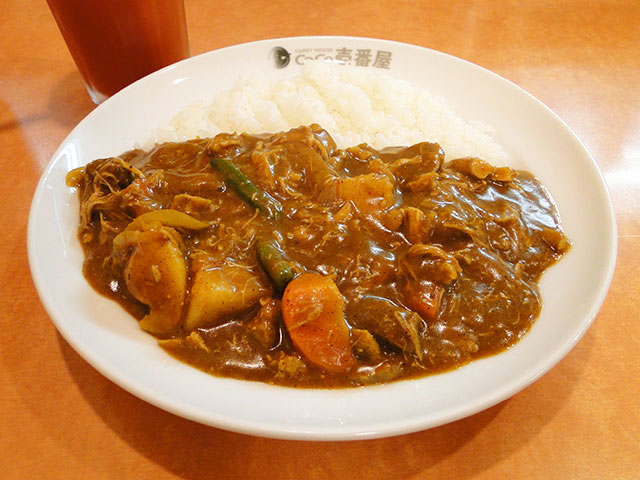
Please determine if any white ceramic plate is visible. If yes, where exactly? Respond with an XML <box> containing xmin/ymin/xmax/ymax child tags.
<box><xmin>28</xmin><ymin>36</ymin><xmax>616</xmax><ymax>440</ymax></box>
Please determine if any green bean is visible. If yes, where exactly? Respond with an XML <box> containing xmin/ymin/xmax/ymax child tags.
<box><xmin>257</xmin><ymin>241</ymin><xmax>295</xmax><ymax>293</ymax></box>
<box><xmin>210</xmin><ymin>157</ymin><xmax>282</xmax><ymax>220</ymax></box>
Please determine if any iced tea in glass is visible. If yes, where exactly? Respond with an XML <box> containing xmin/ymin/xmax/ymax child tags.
<box><xmin>47</xmin><ymin>0</ymin><xmax>189</xmax><ymax>103</ymax></box>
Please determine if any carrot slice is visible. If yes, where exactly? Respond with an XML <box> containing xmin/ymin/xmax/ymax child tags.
<box><xmin>281</xmin><ymin>273</ymin><xmax>355</xmax><ymax>373</ymax></box>
<box><xmin>404</xmin><ymin>280</ymin><xmax>444</xmax><ymax>320</ymax></box>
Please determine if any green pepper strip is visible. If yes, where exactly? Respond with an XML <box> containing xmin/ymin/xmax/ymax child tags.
<box><xmin>210</xmin><ymin>157</ymin><xmax>282</xmax><ymax>220</ymax></box>
<box><xmin>257</xmin><ymin>241</ymin><xmax>295</xmax><ymax>294</ymax></box>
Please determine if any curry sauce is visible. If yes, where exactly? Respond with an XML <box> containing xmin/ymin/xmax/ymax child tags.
<box><xmin>67</xmin><ymin>125</ymin><xmax>570</xmax><ymax>387</ymax></box>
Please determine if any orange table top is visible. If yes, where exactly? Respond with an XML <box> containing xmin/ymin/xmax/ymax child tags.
<box><xmin>1</xmin><ymin>0</ymin><xmax>638</xmax><ymax>478</ymax></box>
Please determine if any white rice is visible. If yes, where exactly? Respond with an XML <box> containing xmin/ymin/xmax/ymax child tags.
<box><xmin>153</xmin><ymin>63</ymin><xmax>507</xmax><ymax>162</ymax></box>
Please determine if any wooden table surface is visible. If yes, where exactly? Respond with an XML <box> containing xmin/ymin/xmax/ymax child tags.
<box><xmin>2</xmin><ymin>0</ymin><xmax>638</xmax><ymax>478</ymax></box>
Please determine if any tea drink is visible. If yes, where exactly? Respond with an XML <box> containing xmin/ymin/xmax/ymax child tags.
<box><xmin>47</xmin><ymin>0</ymin><xmax>189</xmax><ymax>103</ymax></box>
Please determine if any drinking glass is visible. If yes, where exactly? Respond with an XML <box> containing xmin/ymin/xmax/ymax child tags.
<box><xmin>47</xmin><ymin>0</ymin><xmax>189</xmax><ymax>104</ymax></box>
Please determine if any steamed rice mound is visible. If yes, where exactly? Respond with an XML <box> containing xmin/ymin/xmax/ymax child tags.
<box><xmin>154</xmin><ymin>63</ymin><xmax>507</xmax><ymax>162</ymax></box>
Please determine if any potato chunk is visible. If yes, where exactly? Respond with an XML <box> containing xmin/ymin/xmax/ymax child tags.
<box><xmin>184</xmin><ymin>266</ymin><xmax>269</xmax><ymax>330</ymax></box>
<box><xmin>113</xmin><ymin>227</ymin><xmax>187</xmax><ymax>335</ymax></box>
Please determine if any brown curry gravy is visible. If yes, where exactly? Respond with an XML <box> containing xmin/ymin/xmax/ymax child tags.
<box><xmin>68</xmin><ymin>125</ymin><xmax>570</xmax><ymax>387</ymax></box>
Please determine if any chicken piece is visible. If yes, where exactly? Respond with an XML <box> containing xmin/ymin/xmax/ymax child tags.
<box><xmin>336</xmin><ymin>173</ymin><xmax>395</xmax><ymax>216</ymax></box>
<box><xmin>118</xmin><ymin>174</ymin><xmax>165</xmax><ymax>218</ymax></box>
<box><xmin>540</xmin><ymin>227</ymin><xmax>571</xmax><ymax>253</ymax></box>
<box><xmin>249</xmin><ymin>145</ymin><xmax>277</xmax><ymax>189</ymax></box>
<box><xmin>490</xmin><ymin>166</ymin><xmax>517</xmax><ymax>183</ymax></box>
<box><xmin>247</xmin><ymin>298</ymin><xmax>282</xmax><ymax>349</ymax></box>
<box><xmin>350</xmin><ymin>362</ymin><xmax>406</xmax><ymax>385</ymax></box>
<box><xmin>367</xmin><ymin>157</ymin><xmax>393</xmax><ymax>177</ymax></box>
<box><xmin>447</xmin><ymin>157</ymin><xmax>495</xmax><ymax>180</ymax></box>
<box><xmin>404</xmin><ymin>207</ymin><xmax>426</xmax><ymax>244</ymax></box>
<box><xmin>405</xmin><ymin>171</ymin><xmax>439</xmax><ymax>193</ymax></box>
<box><xmin>67</xmin><ymin>156</ymin><xmax>146</xmax><ymax>243</ymax></box>
<box><xmin>351</xmin><ymin>328</ymin><xmax>382</xmax><ymax>362</ymax></box>
<box><xmin>184</xmin><ymin>265</ymin><xmax>270</xmax><ymax>331</ymax></box>
<box><xmin>383</xmin><ymin>208</ymin><xmax>405</xmax><ymax>231</ymax></box>
<box><xmin>272</xmin><ymin>351</ymin><xmax>307</xmax><ymax>379</ymax></box>
<box><xmin>404</xmin><ymin>244</ymin><xmax>462</xmax><ymax>285</ymax></box>
<box><xmin>170</xmin><ymin>193</ymin><xmax>213</xmax><ymax>216</ymax></box>
<box><xmin>383</xmin><ymin>207</ymin><xmax>431</xmax><ymax>244</ymax></box>
<box><xmin>333</xmin><ymin>202</ymin><xmax>354</xmax><ymax>223</ymax></box>
<box><xmin>112</xmin><ymin>226</ymin><xmax>187</xmax><ymax>335</ymax></box>
<box><xmin>346</xmin><ymin>296</ymin><xmax>424</xmax><ymax>359</ymax></box>
<box><xmin>381</xmin><ymin>142</ymin><xmax>444</xmax><ymax>183</ymax></box>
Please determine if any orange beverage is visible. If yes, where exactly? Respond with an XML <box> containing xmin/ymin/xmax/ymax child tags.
<box><xmin>46</xmin><ymin>0</ymin><xmax>189</xmax><ymax>103</ymax></box>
